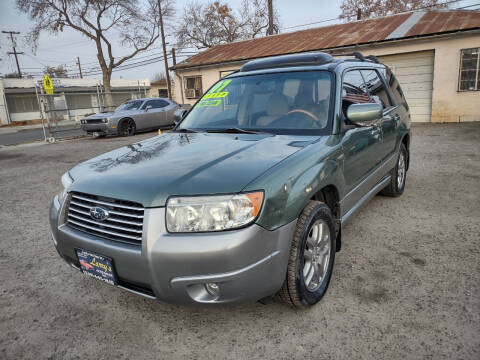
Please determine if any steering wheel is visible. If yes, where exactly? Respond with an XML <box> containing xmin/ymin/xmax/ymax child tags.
<box><xmin>287</xmin><ymin>109</ymin><xmax>319</xmax><ymax>122</ymax></box>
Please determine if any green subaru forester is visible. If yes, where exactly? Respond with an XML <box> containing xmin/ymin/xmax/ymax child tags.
<box><xmin>50</xmin><ymin>52</ymin><xmax>410</xmax><ymax>307</ymax></box>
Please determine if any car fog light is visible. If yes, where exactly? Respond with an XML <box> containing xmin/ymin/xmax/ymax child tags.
<box><xmin>205</xmin><ymin>283</ymin><xmax>219</xmax><ymax>296</ymax></box>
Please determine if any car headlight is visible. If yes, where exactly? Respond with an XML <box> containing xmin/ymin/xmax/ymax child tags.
<box><xmin>58</xmin><ymin>172</ymin><xmax>74</xmax><ymax>203</ymax></box>
<box><xmin>81</xmin><ymin>120</ymin><xmax>86</xmax><ymax>124</ymax></box>
<box><xmin>166</xmin><ymin>192</ymin><xmax>264</xmax><ymax>233</ymax></box>
<box><xmin>102</xmin><ymin>118</ymin><xmax>108</xmax><ymax>123</ymax></box>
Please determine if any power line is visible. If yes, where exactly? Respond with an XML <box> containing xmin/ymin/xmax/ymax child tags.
<box><xmin>455</xmin><ymin>2</ymin><xmax>480</xmax><ymax>9</ymax></box>
<box><xmin>281</xmin><ymin>0</ymin><xmax>466</xmax><ymax>31</ymax></box>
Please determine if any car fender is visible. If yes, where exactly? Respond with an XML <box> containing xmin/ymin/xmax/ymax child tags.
<box><xmin>244</xmin><ymin>141</ymin><xmax>345</xmax><ymax>231</ymax></box>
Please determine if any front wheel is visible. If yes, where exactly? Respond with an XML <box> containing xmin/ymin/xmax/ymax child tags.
<box><xmin>118</xmin><ymin>118</ymin><xmax>136</xmax><ymax>137</ymax></box>
<box><xmin>278</xmin><ymin>201</ymin><xmax>336</xmax><ymax>308</ymax></box>
<box><xmin>380</xmin><ymin>143</ymin><xmax>407</xmax><ymax>197</ymax></box>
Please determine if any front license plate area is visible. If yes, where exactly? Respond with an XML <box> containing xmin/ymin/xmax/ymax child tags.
<box><xmin>76</xmin><ymin>249</ymin><xmax>116</xmax><ymax>285</ymax></box>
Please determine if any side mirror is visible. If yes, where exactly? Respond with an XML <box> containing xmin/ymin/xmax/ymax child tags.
<box><xmin>173</xmin><ymin>108</ymin><xmax>187</xmax><ymax>125</ymax></box>
<box><xmin>145</xmin><ymin>105</ymin><xmax>153</xmax><ymax>111</ymax></box>
<box><xmin>346</xmin><ymin>103</ymin><xmax>382</xmax><ymax>126</ymax></box>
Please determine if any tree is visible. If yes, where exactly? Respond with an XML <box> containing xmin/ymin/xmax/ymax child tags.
<box><xmin>340</xmin><ymin>0</ymin><xmax>449</xmax><ymax>21</ymax></box>
<box><xmin>151</xmin><ymin>72</ymin><xmax>167</xmax><ymax>83</ymax></box>
<box><xmin>44</xmin><ymin>65</ymin><xmax>68</xmax><ymax>78</ymax></box>
<box><xmin>18</xmin><ymin>0</ymin><xmax>174</xmax><ymax>109</ymax></box>
<box><xmin>176</xmin><ymin>0</ymin><xmax>280</xmax><ymax>49</ymax></box>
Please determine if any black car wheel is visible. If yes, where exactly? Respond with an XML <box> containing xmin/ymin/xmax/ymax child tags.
<box><xmin>119</xmin><ymin>118</ymin><xmax>136</xmax><ymax>137</ymax></box>
<box><xmin>380</xmin><ymin>143</ymin><xmax>407</xmax><ymax>197</ymax></box>
<box><xmin>278</xmin><ymin>200</ymin><xmax>336</xmax><ymax>308</ymax></box>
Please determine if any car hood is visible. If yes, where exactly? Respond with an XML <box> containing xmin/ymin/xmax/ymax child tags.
<box><xmin>69</xmin><ymin>132</ymin><xmax>318</xmax><ymax>207</ymax></box>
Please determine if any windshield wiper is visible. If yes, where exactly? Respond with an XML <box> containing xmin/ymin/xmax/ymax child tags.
<box><xmin>175</xmin><ymin>128</ymin><xmax>199</xmax><ymax>133</ymax></box>
<box><xmin>206</xmin><ymin>127</ymin><xmax>274</xmax><ymax>135</ymax></box>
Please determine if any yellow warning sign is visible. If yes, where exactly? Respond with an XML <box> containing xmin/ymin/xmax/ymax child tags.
<box><xmin>43</xmin><ymin>74</ymin><xmax>54</xmax><ymax>95</ymax></box>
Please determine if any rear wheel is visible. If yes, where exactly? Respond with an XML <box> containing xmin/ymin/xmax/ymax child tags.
<box><xmin>278</xmin><ymin>201</ymin><xmax>336</xmax><ymax>308</ymax></box>
<box><xmin>380</xmin><ymin>143</ymin><xmax>407</xmax><ymax>197</ymax></box>
<box><xmin>119</xmin><ymin>118</ymin><xmax>136</xmax><ymax>137</ymax></box>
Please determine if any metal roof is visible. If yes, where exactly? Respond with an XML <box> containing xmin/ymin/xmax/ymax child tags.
<box><xmin>173</xmin><ymin>10</ymin><xmax>480</xmax><ymax>70</ymax></box>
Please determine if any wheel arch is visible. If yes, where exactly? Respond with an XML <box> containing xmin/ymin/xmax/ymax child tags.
<box><xmin>310</xmin><ymin>184</ymin><xmax>341</xmax><ymax>252</ymax></box>
<box><xmin>118</xmin><ymin>116</ymin><xmax>135</xmax><ymax>126</ymax></box>
<box><xmin>401</xmin><ymin>133</ymin><xmax>410</xmax><ymax>170</ymax></box>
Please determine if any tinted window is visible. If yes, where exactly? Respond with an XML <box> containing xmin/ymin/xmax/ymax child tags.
<box><xmin>361</xmin><ymin>69</ymin><xmax>392</xmax><ymax>108</ymax></box>
<box><xmin>116</xmin><ymin>100</ymin><xmax>143</xmax><ymax>111</ymax></box>
<box><xmin>383</xmin><ymin>67</ymin><xmax>408</xmax><ymax>109</ymax></box>
<box><xmin>342</xmin><ymin>70</ymin><xmax>370</xmax><ymax>115</ymax></box>
<box><xmin>144</xmin><ymin>99</ymin><xmax>169</xmax><ymax>109</ymax></box>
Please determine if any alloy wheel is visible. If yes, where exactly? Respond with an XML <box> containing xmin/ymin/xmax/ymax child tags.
<box><xmin>397</xmin><ymin>151</ymin><xmax>406</xmax><ymax>189</ymax></box>
<box><xmin>303</xmin><ymin>219</ymin><xmax>331</xmax><ymax>292</ymax></box>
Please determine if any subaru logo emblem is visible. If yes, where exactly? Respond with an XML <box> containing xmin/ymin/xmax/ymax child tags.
<box><xmin>89</xmin><ymin>206</ymin><xmax>109</xmax><ymax>221</ymax></box>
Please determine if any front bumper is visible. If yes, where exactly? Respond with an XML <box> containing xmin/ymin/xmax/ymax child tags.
<box><xmin>50</xmin><ymin>196</ymin><xmax>296</xmax><ymax>304</ymax></box>
<box><xmin>80</xmin><ymin>123</ymin><xmax>116</xmax><ymax>135</ymax></box>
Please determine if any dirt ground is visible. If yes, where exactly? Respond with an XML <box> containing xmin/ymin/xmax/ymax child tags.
<box><xmin>0</xmin><ymin>124</ymin><xmax>479</xmax><ymax>360</ymax></box>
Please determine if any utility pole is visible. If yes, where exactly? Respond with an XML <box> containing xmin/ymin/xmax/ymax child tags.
<box><xmin>267</xmin><ymin>0</ymin><xmax>274</xmax><ymax>35</ymax></box>
<box><xmin>76</xmin><ymin>56</ymin><xmax>83</xmax><ymax>78</ymax></box>
<box><xmin>158</xmin><ymin>0</ymin><xmax>172</xmax><ymax>99</ymax></box>
<box><xmin>2</xmin><ymin>31</ymin><xmax>24</xmax><ymax>78</ymax></box>
<box><xmin>171</xmin><ymin>48</ymin><xmax>176</xmax><ymax>66</ymax></box>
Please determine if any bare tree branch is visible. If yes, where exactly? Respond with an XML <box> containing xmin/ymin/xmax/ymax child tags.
<box><xmin>17</xmin><ymin>0</ymin><xmax>174</xmax><ymax>108</ymax></box>
<box><xmin>340</xmin><ymin>0</ymin><xmax>450</xmax><ymax>21</ymax></box>
<box><xmin>175</xmin><ymin>0</ymin><xmax>280</xmax><ymax>49</ymax></box>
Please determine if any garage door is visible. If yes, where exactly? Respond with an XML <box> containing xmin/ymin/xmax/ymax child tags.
<box><xmin>378</xmin><ymin>51</ymin><xmax>434</xmax><ymax>123</ymax></box>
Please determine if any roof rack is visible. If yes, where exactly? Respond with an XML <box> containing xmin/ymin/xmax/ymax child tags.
<box><xmin>333</xmin><ymin>52</ymin><xmax>380</xmax><ymax>63</ymax></box>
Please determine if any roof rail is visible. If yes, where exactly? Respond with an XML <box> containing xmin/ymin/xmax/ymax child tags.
<box><xmin>332</xmin><ymin>52</ymin><xmax>380</xmax><ymax>63</ymax></box>
<box><xmin>344</xmin><ymin>52</ymin><xmax>365</xmax><ymax>61</ymax></box>
<box><xmin>365</xmin><ymin>55</ymin><xmax>380</xmax><ymax>63</ymax></box>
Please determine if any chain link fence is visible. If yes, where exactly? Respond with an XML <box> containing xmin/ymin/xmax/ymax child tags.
<box><xmin>36</xmin><ymin>84</ymin><xmax>149</xmax><ymax>143</ymax></box>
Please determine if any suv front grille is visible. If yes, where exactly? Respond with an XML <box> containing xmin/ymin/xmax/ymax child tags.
<box><xmin>66</xmin><ymin>192</ymin><xmax>144</xmax><ymax>245</ymax></box>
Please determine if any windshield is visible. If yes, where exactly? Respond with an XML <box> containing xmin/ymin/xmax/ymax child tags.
<box><xmin>115</xmin><ymin>100</ymin><xmax>143</xmax><ymax>111</ymax></box>
<box><xmin>178</xmin><ymin>71</ymin><xmax>332</xmax><ymax>135</ymax></box>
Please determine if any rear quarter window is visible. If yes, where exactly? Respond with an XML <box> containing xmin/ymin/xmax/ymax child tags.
<box><xmin>382</xmin><ymin>67</ymin><xmax>409</xmax><ymax>110</ymax></box>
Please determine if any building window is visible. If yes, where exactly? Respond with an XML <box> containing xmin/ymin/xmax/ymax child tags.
<box><xmin>184</xmin><ymin>76</ymin><xmax>202</xmax><ymax>99</ymax></box>
<box><xmin>158</xmin><ymin>89</ymin><xmax>168</xmax><ymax>97</ymax></box>
<box><xmin>459</xmin><ymin>48</ymin><xmax>480</xmax><ymax>91</ymax></box>
<box><xmin>65</xmin><ymin>94</ymin><xmax>93</xmax><ymax>110</ymax></box>
<box><xmin>5</xmin><ymin>94</ymin><xmax>39</xmax><ymax>113</ymax></box>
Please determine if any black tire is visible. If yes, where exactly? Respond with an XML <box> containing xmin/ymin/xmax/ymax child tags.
<box><xmin>380</xmin><ymin>143</ymin><xmax>407</xmax><ymax>197</ymax></box>
<box><xmin>118</xmin><ymin>118</ymin><xmax>136</xmax><ymax>137</ymax></box>
<box><xmin>278</xmin><ymin>200</ymin><xmax>336</xmax><ymax>308</ymax></box>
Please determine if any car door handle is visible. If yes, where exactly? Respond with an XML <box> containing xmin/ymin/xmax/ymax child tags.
<box><xmin>371</xmin><ymin>126</ymin><xmax>381</xmax><ymax>140</ymax></box>
<box><xmin>393</xmin><ymin>114</ymin><xmax>400</xmax><ymax>127</ymax></box>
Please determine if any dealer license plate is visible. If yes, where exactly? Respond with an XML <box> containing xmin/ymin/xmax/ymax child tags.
<box><xmin>76</xmin><ymin>249</ymin><xmax>116</xmax><ymax>285</ymax></box>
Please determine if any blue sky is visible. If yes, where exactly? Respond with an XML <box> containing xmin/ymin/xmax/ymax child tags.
<box><xmin>0</xmin><ymin>0</ymin><xmax>478</xmax><ymax>80</ymax></box>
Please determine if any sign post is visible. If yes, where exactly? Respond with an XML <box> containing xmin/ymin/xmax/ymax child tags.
<box><xmin>42</xmin><ymin>74</ymin><xmax>54</xmax><ymax>142</ymax></box>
